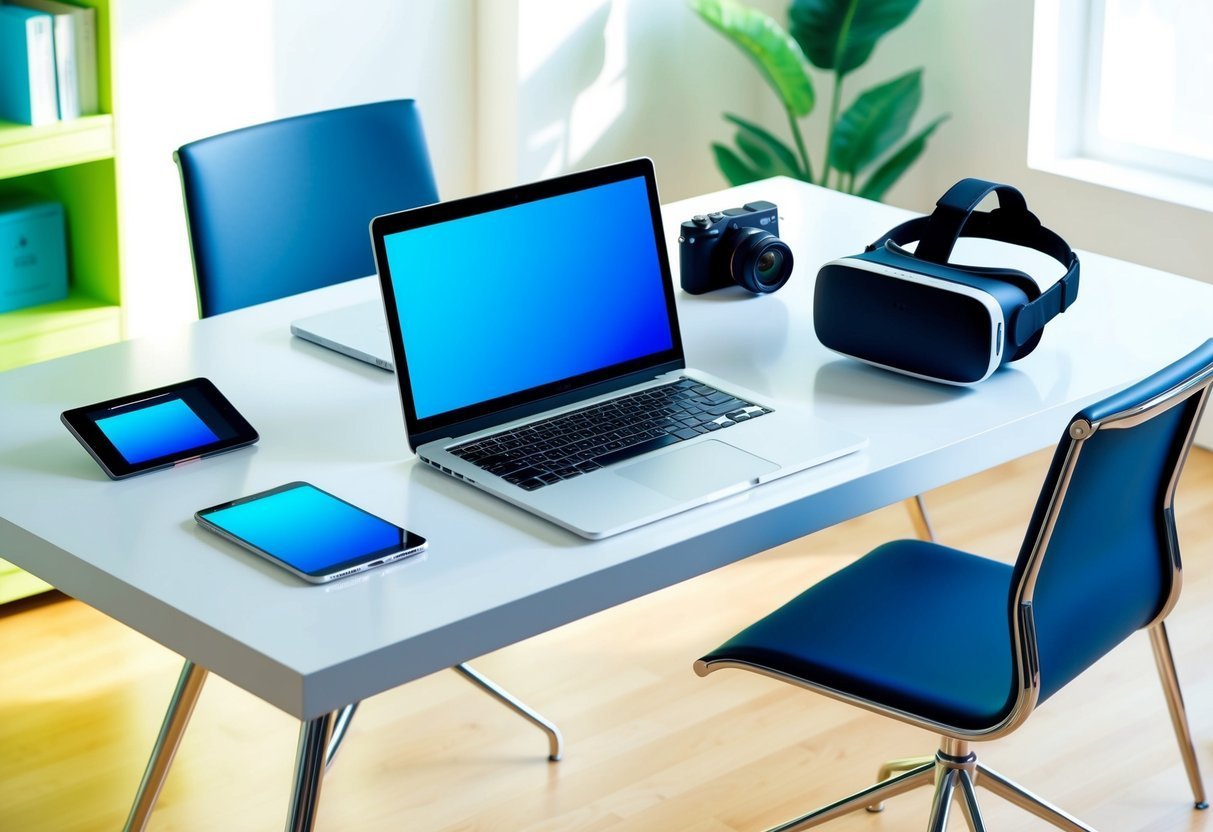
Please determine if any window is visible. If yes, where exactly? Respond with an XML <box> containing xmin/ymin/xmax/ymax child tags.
<box><xmin>1030</xmin><ymin>0</ymin><xmax>1213</xmax><ymax>210</ymax></box>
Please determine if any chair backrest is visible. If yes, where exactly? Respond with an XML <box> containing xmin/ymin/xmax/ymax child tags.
<box><xmin>1008</xmin><ymin>339</ymin><xmax>1213</xmax><ymax>717</ymax></box>
<box><xmin>174</xmin><ymin>99</ymin><xmax>439</xmax><ymax>318</ymax></box>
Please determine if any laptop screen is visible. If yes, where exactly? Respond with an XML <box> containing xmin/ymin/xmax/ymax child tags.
<box><xmin>375</xmin><ymin>160</ymin><xmax>683</xmax><ymax>445</ymax></box>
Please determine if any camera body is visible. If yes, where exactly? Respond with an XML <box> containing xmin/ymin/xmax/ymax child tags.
<box><xmin>678</xmin><ymin>200</ymin><xmax>793</xmax><ymax>295</ymax></box>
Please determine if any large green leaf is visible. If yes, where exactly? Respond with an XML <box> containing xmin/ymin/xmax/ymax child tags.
<box><xmin>712</xmin><ymin>142</ymin><xmax>765</xmax><ymax>186</ymax></box>
<box><xmin>856</xmin><ymin>114</ymin><xmax>948</xmax><ymax>201</ymax></box>
<box><xmin>724</xmin><ymin>112</ymin><xmax>808</xmax><ymax>179</ymax></box>
<box><xmin>691</xmin><ymin>0</ymin><xmax>815</xmax><ymax>116</ymax></box>
<box><xmin>829</xmin><ymin>68</ymin><xmax>921</xmax><ymax>175</ymax></box>
<box><xmin>789</xmin><ymin>0</ymin><xmax>920</xmax><ymax>75</ymax></box>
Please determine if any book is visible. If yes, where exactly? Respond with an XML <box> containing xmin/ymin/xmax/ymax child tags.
<box><xmin>0</xmin><ymin>5</ymin><xmax>59</xmax><ymax>125</ymax></box>
<box><xmin>7</xmin><ymin>0</ymin><xmax>98</xmax><ymax>118</ymax></box>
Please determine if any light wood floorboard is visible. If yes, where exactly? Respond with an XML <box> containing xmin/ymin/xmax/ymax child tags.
<box><xmin>1</xmin><ymin>448</ymin><xmax>1211</xmax><ymax>831</ymax></box>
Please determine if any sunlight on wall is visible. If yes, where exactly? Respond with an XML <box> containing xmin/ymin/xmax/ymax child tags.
<box><xmin>117</xmin><ymin>0</ymin><xmax>277</xmax><ymax>337</ymax></box>
<box><xmin>568</xmin><ymin>1</ymin><xmax>628</xmax><ymax>166</ymax></box>
<box><xmin>116</xmin><ymin>0</ymin><xmax>475</xmax><ymax>338</ymax></box>
<box><xmin>517</xmin><ymin>0</ymin><xmax>629</xmax><ymax>179</ymax></box>
<box><xmin>518</xmin><ymin>0</ymin><xmax>609</xmax><ymax>83</ymax></box>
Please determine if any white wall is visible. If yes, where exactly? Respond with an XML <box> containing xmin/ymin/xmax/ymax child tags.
<box><xmin>477</xmin><ymin>0</ymin><xmax>783</xmax><ymax>201</ymax></box>
<box><xmin>114</xmin><ymin>0</ymin><xmax>476</xmax><ymax>337</ymax></box>
<box><xmin>114</xmin><ymin>0</ymin><xmax>774</xmax><ymax>336</ymax></box>
<box><xmin>113</xmin><ymin>0</ymin><xmax>1213</xmax><ymax>301</ymax></box>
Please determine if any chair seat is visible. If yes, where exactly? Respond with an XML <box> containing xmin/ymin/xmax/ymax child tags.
<box><xmin>701</xmin><ymin>540</ymin><xmax>1016</xmax><ymax>730</ymax></box>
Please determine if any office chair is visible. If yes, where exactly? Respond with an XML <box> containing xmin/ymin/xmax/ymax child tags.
<box><xmin>696</xmin><ymin>339</ymin><xmax>1213</xmax><ymax>831</ymax></box>
<box><xmin>123</xmin><ymin>101</ymin><xmax>562</xmax><ymax>832</ymax></box>
<box><xmin>174</xmin><ymin>99</ymin><xmax>443</xmax><ymax>318</ymax></box>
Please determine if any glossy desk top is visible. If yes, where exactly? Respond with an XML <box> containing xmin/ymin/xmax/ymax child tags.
<box><xmin>2</xmin><ymin>178</ymin><xmax>1210</xmax><ymax>719</ymax></box>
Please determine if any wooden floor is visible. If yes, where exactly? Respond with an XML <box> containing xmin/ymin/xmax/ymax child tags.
<box><xmin>2</xmin><ymin>448</ymin><xmax>1212</xmax><ymax>831</ymax></box>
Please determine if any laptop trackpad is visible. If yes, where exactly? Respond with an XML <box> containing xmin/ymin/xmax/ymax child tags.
<box><xmin>615</xmin><ymin>440</ymin><xmax>779</xmax><ymax>501</ymax></box>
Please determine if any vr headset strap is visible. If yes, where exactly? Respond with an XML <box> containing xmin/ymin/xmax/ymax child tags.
<box><xmin>868</xmin><ymin>177</ymin><xmax>1081</xmax><ymax>349</ymax></box>
<box><xmin>916</xmin><ymin>178</ymin><xmax>1029</xmax><ymax>264</ymax></box>
<box><xmin>1011</xmin><ymin>254</ymin><xmax>1080</xmax><ymax>347</ymax></box>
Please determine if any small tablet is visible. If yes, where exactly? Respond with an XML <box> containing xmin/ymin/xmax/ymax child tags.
<box><xmin>61</xmin><ymin>378</ymin><xmax>258</xmax><ymax>479</ymax></box>
<box><xmin>195</xmin><ymin>482</ymin><xmax>427</xmax><ymax>583</ymax></box>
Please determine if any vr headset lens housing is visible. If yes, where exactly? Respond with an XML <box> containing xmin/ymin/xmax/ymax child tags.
<box><xmin>813</xmin><ymin>178</ymin><xmax>1080</xmax><ymax>385</ymax></box>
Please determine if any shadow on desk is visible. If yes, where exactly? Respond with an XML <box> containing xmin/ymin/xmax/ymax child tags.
<box><xmin>813</xmin><ymin>359</ymin><xmax>978</xmax><ymax>406</ymax></box>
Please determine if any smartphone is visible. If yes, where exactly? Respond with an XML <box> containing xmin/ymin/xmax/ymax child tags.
<box><xmin>195</xmin><ymin>482</ymin><xmax>427</xmax><ymax>583</ymax></box>
<box><xmin>61</xmin><ymin>378</ymin><xmax>258</xmax><ymax>479</ymax></box>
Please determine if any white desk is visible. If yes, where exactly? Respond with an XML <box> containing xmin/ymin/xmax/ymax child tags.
<box><xmin>2</xmin><ymin>178</ymin><xmax>1211</xmax><ymax>829</ymax></box>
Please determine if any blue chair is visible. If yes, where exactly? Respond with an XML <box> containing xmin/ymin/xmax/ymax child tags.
<box><xmin>696</xmin><ymin>340</ymin><xmax>1213</xmax><ymax>831</ymax></box>
<box><xmin>174</xmin><ymin>99</ymin><xmax>439</xmax><ymax>317</ymax></box>
<box><xmin>125</xmin><ymin>100</ymin><xmax>563</xmax><ymax>832</ymax></box>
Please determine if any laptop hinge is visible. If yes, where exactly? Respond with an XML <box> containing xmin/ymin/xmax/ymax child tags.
<box><xmin>409</xmin><ymin>359</ymin><xmax>686</xmax><ymax>450</ymax></box>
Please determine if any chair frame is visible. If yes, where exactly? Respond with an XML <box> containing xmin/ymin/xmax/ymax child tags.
<box><xmin>697</xmin><ymin>358</ymin><xmax>1213</xmax><ymax>830</ymax></box>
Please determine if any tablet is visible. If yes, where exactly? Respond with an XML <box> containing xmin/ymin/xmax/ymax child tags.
<box><xmin>195</xmin><ymin>482</ymin><xmax>427</xmax><ymax>583</ymax></box>
<box><xmin>61</xmin><ymin>378</ymin><xmax>258</xmax><ymax>479</ymax></box>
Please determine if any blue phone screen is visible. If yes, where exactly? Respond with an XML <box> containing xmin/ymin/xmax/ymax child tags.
<box><xmin>200</xmin><ymin>484</ymin><xmax>406</xmax><ymax>575</ymax></box>
<box><xmin>95</xmin><ymin>397</ymin><xmax>220</xmax><ymax>464</ymax></box>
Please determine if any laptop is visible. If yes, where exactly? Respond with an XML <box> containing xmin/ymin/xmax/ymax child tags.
<box><xmin>370</xmin><ymin>158</ymin><xmax>866</xmax><ymax>538</ymax></box>
<box><xmin>291</xmin><ymin>301</ymin><xmax>394</xmax><ymax>370</ymax></box>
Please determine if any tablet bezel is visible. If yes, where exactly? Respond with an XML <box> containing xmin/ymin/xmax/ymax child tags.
<box><xmin>60</xmin><ymin>377</ymin><xmax>259</xmax><ymax>479</ymax></box>
<box><xmin>194</xmin><ymin>481</ymin><xmax>428</xmax><ymax>583</ymax></box>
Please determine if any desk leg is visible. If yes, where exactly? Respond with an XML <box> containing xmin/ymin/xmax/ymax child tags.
<box><xmin>286</xmin><ymin>712</ymin><xmax>337</xmax><ymax>832</ymax></box>
<box><xmin>904</xmin><ymin>495</ymin><xmax>936</xmax><ymax>542</ymax></box>
<box><xmin>453</xmin><ymin>663</ymin><xmax>564</xmax><ymax>761</ymax></box>
<box><xmin>123</xmin><ymin>659</ymin><xmax>208</xmax><ymax>832</ymax></box>
<box><xmin>324</xmin><ymin>702</ymin><xmax>359</xmax><ymax>772</ymax></box>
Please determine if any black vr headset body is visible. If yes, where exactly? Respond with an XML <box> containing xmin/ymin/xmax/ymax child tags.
<box><xmin>815</xmin><ymin>178</ymin><xmax>1081</xmax><ymax>385</ymax></box>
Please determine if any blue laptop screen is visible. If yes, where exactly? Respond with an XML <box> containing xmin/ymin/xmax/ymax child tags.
<box><xmin>383</xmin><ymin>175</ymin><xmax>674</xmax><ymax>420</ymax></box>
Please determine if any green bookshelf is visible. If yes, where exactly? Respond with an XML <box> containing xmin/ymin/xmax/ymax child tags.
<box><xmin>1</xmin><ymin>0</ymin><xmax>118</xmax><ymax>602</ymax></box>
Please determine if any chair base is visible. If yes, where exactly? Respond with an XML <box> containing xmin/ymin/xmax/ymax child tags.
<box><xmin>767</xmin><ymin>739</ymin><xmax>1102</xmax><ymax>832</ymax></box>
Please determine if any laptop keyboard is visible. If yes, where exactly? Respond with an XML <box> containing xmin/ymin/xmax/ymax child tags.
<box><xmin>447</xmin><ymin>378</ymin><xmax>770</xmax><ymax>491</ymax></box>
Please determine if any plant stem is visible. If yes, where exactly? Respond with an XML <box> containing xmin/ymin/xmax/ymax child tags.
<box><xmin>786</xmin><ymin>106</ymin><xmax>813</xmax><ymax>183</ymax></box>
<box><xmin>822</xmin><ymin>69</ymin><xmax>844</xmax><ymax>188</ymax></box>
<box><xmin>824</xmin><ymin>0</ymin><xmax>859</xmax><ymax>189</ymax></box>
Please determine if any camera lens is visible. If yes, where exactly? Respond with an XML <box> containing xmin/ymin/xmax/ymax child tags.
<box><xmin>729</xmin><ymin>227</ymin><xmax>793</xmax><ymax>294</ymax></box>
<box><xmin>756</xmin><ymin>250</ymin><xmax>783</xmax><ymax>285</ymax></box>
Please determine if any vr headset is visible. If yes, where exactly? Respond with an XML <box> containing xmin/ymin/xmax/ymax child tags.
<box><xmin>814</xmin><ymin>178</ymin><xmax>1080</xmax><ymax>385</ymax></box>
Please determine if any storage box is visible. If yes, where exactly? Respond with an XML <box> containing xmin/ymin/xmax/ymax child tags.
<box><xmin>0</xmin><ymin>199</ymin><xmax>67</xmax><ymax>313</ymax></box>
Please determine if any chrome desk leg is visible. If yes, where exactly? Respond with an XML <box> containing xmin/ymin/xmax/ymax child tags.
<box><xmin>904</xmin><ymin>494</ymin><xmax>936</xmax><ymax>542</ymax></box>
<box><xmin>1149</xmin><ymin>621</ymin><xmax>1210</xmax><ymax>809</ymax></box>
<box><xmin>124</xmin><ymin>660</ymin><xmax>209</xmax><ymax>832</ymax></box>
<box><xmin>286</xmin><ymin>712</ymin><xmax>337</xmax><ymax>832</ymax></box>
<box><xmin>453</xmin><ymin>663</ymin><xmax>564</xmax><ymax>761</ymax></box>
<box><xmin>323</xmin><ymin>702</ymin><xmax>359</xmax><ymax>772</ymax></box>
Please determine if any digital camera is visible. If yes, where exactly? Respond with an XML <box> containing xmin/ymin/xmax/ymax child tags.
<box><xmin>678</xmin><ymin>201</ymin><xmax>793</xmax><ymax>295</ymax></box>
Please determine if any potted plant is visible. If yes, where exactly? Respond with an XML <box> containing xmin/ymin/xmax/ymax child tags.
<box><xmin>691</xmin><ymin>0</ymin><xmax>947</xmax><ymax>201</ymax></box>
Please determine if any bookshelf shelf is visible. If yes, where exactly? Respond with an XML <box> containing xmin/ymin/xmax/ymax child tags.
<box><xmin>0</xmin><ymin>114</ymin><xmax>115</xmax><ymax>178</ymax></box>
<box><xmin>0</xmin><ymin>290</ymin><xmax>122</xmax><ymax>371</ymax></box>
<box><xmin>1</xmin><ymin>0</ymin><xmax>117</xmax><ymax>605</ymax></box>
